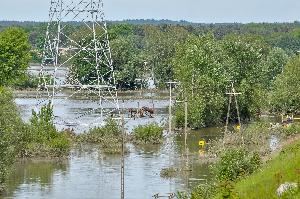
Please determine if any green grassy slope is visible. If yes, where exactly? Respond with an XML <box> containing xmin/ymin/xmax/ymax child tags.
<box><xmin>234</xmin><ymin>138</ymin><xmax>300</xmax><ymax>199</ymax></box>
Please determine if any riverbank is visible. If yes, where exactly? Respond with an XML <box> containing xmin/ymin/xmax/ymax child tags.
<box><xmin>233</xmin><ymin>135</ymin><xmax>300</xmax><ymax>198</ymax></box>
<box><xmin>13</xmin><ymin>89</ymin><xmax>171</xmax><ymax>100</ymax></box>
<box><xmin>186</xmin><ymin>122</ymin><xmax>300</xmax><ymax>199</ymax></box>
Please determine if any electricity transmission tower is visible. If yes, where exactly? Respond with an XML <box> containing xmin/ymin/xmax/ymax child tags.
<box><xmin>36</xmin><ymin>0</ymin><xmax>120</xmax><ymax>129</ymax></box>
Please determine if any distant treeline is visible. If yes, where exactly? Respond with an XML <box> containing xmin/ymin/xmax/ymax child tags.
<box><xmin>2</xmin><ymin>20</ymin><xmax>300</xmax><ymax>53</ymax></box>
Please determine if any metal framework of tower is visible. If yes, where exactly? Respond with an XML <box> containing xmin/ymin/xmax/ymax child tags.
<box><xmin>36</xmin><ymin>0</ymin><xmax>120</xmax><ymax>129</ymax></box>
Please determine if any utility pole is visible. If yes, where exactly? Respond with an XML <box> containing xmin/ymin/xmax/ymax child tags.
<box><xmin>121</xmin><ymin>113</ymin><xmax>125</xmax><ymax>199</ymax></box>
<box><xmin>184</xmin><ymin>97</ymin><xmax>188</xmax><ymax>153</ymax></box>
<box><xmin>225</xmin><ymin>82</ymin><xmax>242</xmax><ymax>132</ymax></box>
<box><xmin>166</xmin><ymin>81</ymin><xmax>179</xmax><ymax>134</ymax></box>
<box><xmin>225</xmin><ymin>82</ymin><xmax>243</xmax><ymax>144</ymax></box>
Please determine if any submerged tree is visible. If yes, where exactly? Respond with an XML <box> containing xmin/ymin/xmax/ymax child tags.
<box><xmin>173</xmin><ymin>34</ymin><xmax>288</xmax><ymax>128</ymax></box>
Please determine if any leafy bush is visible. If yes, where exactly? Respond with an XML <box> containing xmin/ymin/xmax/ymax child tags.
<box><xmin>277</xmin><ymin>123</ymin><xmax>300</xmax><ymax>137</ymax></box>
<box><xmin>213</xmin><ymin>148</ymin><xmax>261</xmax><ymax>182</ymax></box>
<box><xmin>132</xmin><ymin>123</ymin><xmax>164</xmax><ymax>144</ymax></box>
<box><xmin>12</xmin><ymin>74</ymin><xmax>39</xmax><ymax>89</ymax></box>
<box><xmin>78</xmin><ymin>118</ymin><xmax>124</xmax><ymax>154</ymax></box>
<box><xmin>79</xmin><ymin>118</ymin><xmax>121</xmax><ymax>143</ymax></box>
<box><xmin>160</xmin><ymin>167</ymin><xmax>177</xmax><ymax>178</ymax></box>
<box><xmin>0</xmin><ymin>87</ymin><xmax>25</xmax><ymax>191</ymax></box>
<box><xmin>21</xmin><ymin>102</ymin><xmax>71</xmax><ymax>158</ymax></box>
<box><xmin>190</xmin><ymin>183</ymin><xmax>217</xmax><ymax>199</ymax></box>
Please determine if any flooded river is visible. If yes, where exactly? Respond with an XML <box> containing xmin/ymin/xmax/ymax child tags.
<box><xmin>1</xmin><ymin>87</ymin><xmax>222</xmax><ymax>199</ymax></box>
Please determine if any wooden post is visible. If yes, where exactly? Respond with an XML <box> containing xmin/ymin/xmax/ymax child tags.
<box><xmin>184</xmin><ymin>97</ymin><xmax>188</xmax><ymax>153</ymax></box>
<box><xmin>225</xmin><ymin>82</ymin><xmax>243</xmax><ymax>145</ymax></box>
<box><xmin>166</xmin><ymin>81</ymin><xmax>179</xmax><ymax>134</ymax></box>
<box><xmin>121</xmin><ymin>114</ymin><xmax>125</xmax><ymax>199</ymax></box>
<box><xmin>169</xmin><ymin>83</ymin><xmax>172</xmax><ymax>134</ymax></box>
<box><xmin>225</xmin><ymin>94</ymin><xmax>232</xmax><ymax>133</ymax></box>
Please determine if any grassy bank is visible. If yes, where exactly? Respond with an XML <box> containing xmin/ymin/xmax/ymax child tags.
<box><xmin>234</xmin><ymin>137</ymin><xmax>300</xmax><ymax>199</ymax></box>
<box><xmin>186</xmin><ymin>122</ymin><xmax>300</xmax><ymax>199</ymax></box>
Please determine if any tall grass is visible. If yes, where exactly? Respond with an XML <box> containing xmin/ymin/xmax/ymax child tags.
<box><xmin>234</xmin><ymin>139</ymin><xmax>300</xmax><ymax>198</ymax></box>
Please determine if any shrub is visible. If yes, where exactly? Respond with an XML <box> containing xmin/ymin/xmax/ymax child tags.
<box><xmin>132</xmin><ymin>123</ymin><xmax>164</xmax><ymax>144</ymax></box>
<box><xmin>213</xmin><ymin>148</ymin><xmax>261</xmax><ymax>182</ymax></box>
<box><xmin>78</xmin><ymin>118</ymin><xmax>125</xmax><ymax>154</ymax></box>
<box><xmin>277</xmin><ymin>123</ymin><xmax>300</xmax><ymax>137</ymax></box>
<box><xmin>0</xmin><ymin>87</ymin><xmax>24</xmax><ymax>191</ymax></box>
<box><xmin>190</xmin><ymin>183</ymin><xmax>217</xmax><ymax>199</ymax></box>
<box><xmin>79</xmin><ymin>118</ymin><xmax>121</xmax><ymax>143</ymax></box>
<box><xmin>160</xmin><ymin>167</ymin><xmax>177</xmax><ymax>178</ymax></box>
<box><xmin>21</xmin><ymin>102</ymin><xmax>71</xmax><ymax>158</ymax></box>
<box><xmin>12</xmin><ymin>74</ymin><xmax>39</xmax><ymax>89</ymax></box>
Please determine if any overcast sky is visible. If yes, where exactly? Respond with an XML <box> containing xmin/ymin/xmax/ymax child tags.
<box><xmin>0</xmin><ymin>0</ymin><xmax>299</xmax><ymax>23</ymax></box>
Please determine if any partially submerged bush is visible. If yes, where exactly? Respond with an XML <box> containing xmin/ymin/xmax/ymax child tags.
<box><xmin>160</xmin><ymin>167</ymin><xmax>178</xmax><ymax>178</ymax></box>
<box><xmin>78</xmin><ymin>118</ymin><xmax>121</xmax><ymax>143</ymax></box>
<box><xmin>78</xmin><ymin>118</ymin><xmax>126</xmax><ymax>154</ymax></box>
<box><xmin>208</xmin><ymin>122</ymin><xmax>274</xmax><ymax>157</ymax></box>
<box><xmin>20</xmin><ymin>102</ymin><xmax>71</xmax><ymax>158</ymax></box>
<box><xmin>0</xmin><ymin>88</ymin><xmax>25</xmax><ymax>191</ymax></box>
<box><xmin>132</xmin><ymin>123</ymin><xmax>164</xmax><ymax>144</ymax></box>
<box><xmin>277</xmin><ymin>123</ymin><xmax>300</xmax><ymax>137</ymax></box>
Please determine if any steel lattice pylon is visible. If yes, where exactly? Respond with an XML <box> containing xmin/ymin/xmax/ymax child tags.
<box><xmin>36</xmin><ymin>0</ymin><xmax>120</xmax><ymax>131</ymax></box>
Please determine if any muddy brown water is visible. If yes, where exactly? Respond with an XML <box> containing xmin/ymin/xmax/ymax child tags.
<box><xmin>1</xmin><ymin>92</ymin><xmax>222</xmax><ymax>199</ymax></box>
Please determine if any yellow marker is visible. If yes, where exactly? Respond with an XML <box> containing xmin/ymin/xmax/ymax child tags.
<box><xmin>198</xmin><ymin>140</ymin><xmax>206</xmax><ymax>147</ymax></box>
<box><xmin>236</xmin><ymin>125</ymin><xmax>241</xmax><ymax>131</ymax></box>
<box><xmin>199</xmin><ymin>149</ymin><xmax>205</xmax><ymax>156</ymax></box>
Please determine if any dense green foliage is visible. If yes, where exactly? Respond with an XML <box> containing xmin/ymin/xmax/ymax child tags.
<box><xmin>77</xmin><ymin>118</ymin><xmax>124</xmax><ymax>154</ymax></box>
<box><xmin>79</xmin><ymin>118</ymin><xmax>121</xmax><ymax>143</ymax></box>
<box><xmin>271</xmin><ymin>56</ymin><xmax>300</xmax><ymax>114</ymax></box>
<box><xmin>213</xmin><ymin>149</ymin><xmax>261</xmax><ymax>182</ymax></box>
<box><xmin>132</xmin><ymin>123</ymin><xmax>164</xmax><ymax>144</ymax></box>
<box><xmin>0</xmin><ymin>27</ymin><xmax>31</xmax><ymax>86</ymax></box>
<box><xmin>173</xmin><ymin>34</ymin><xmax>288</xmax><ymax>128</ymax></box>
<box><xmin>21</xmin><ymin>102</ymin><xmax>71</xmax><ymax>157</ymax></box>
<box><xmin>0</xmin><ymin>88</ymin><xmax>24</xmax><ymax>191</ymax></box>
<box><xmin>9</xmin><ymin>20</ymin><xmax>300</xmax><ymax>91</ymax></box>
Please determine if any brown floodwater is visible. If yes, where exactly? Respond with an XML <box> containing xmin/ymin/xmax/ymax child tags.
<box><xmin>1</xmin><ymin>93</ymin><xmax>222</xmax><ymax>199</ymax></box>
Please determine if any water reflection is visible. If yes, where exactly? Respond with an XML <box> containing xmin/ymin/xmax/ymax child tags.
<box><xmin>2</xmin><ymin>129</ymin><xmax>222</xmax><ymax>199</ymax></box>
<box><xmin>9</xmin><ymin>88</ymin><xmax>224</xmax><ymax>198</ymax></box>
<box><xmin>2</xmin><ymin>160</ymin><xmax>68</xmax><ymax>199</ymax></box>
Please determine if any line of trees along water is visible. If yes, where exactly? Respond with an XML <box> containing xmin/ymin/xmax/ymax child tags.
<box><xmin>1</xmin><ymin>22</ymin><xmax>300</xmax><ymax>125</ymax></box>
<box><xmin>1</xmin><ymin>21</ymin><xmax>300</xmax><ymax>194</ymax></box>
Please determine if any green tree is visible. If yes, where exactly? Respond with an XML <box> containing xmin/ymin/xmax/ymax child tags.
<box><xmin>271</xmin><ymin>56</ymin><xmax>300</xmax><ymax>114</ymax></box>
<box><xmin>173</xmin><ymin>34</ymin><xmax>288</xmax><ymax>128</ymax></box>
<box><xmin>0</xmin><ymin>27</ymin><xmax>31</xmax><ymax>86</ymax></box>
<box><xmin>173</xmin><ymin>35</ymin><xmax>229</xmax><ymax>128</ymax></box>
<box><xmin>143</xmin><ymin>25</ymin><xmax>189</xmax><ymax>87</ymax></box>
<box><xmin>110</xmin><ymin>35</ymin><xmax>142</xmax><ymax>89</ymax></box>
